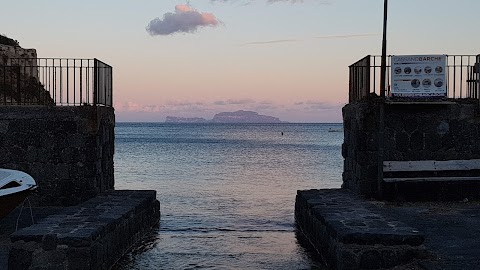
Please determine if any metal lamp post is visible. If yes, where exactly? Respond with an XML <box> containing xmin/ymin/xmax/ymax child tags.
<box><xmin>380</xmin><ymin>0</ymin><xmax>388</xmax><ymax>97</ymax></box>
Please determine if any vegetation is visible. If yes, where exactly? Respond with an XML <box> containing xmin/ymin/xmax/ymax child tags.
<box><xmin>0</xmin><ymin>34</ymin><xmax>20</xmax><ymax>47</ymax></box>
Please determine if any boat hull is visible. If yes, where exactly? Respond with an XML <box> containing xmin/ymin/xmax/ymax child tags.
<box><xmin>0</xmin><ymin>169</ymin><xmax>37</xmax><ymax>219</ymax></box>
<box><xmin>0</xmin><ymin>188</ymin><xmax>34</xmax><ymax>219</ymax></box>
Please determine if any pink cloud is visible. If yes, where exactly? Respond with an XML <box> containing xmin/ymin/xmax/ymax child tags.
<box><xmin>146</xmin><ymin>5</ymin><xmax>220</xmax><ymax>36</ymax></box>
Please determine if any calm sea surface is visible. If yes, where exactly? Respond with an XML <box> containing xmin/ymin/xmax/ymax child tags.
<box><xmin>113</xmin><ymin>123</ymin><xmax>343</xmax><ymax>270</ymax></box>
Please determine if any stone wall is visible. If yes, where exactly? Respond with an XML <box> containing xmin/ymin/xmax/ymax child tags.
<box><xmin>342</xmin><ymin>99</ymin><xmax>480</xmax><ymax>199</ymax></box>
<box><xmin>0</xmin><ymin>106</ymin><xmax>115</xmax><ymax>206</ymax></box>
<box><xmin>383</xmin><ymin>101</ymin><xmax>480</xmax><ymax>161</ymax></box>
<box><xmin>342</xmin><ymin>100</ymin><xmax>381</xmax><ymax>197</ymax></box>
<box><xmin>0</xmin><ymin>44</ymin><xmax>53</xmax><ymax>105</ymax></box>
<box><xmin>0</xmin><ymin>44</ymin><xmax>38</xmax><ymax>80</ymax></box>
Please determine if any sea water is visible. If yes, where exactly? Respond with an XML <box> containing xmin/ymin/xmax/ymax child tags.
<box><xmin>113</xmin><ymin>123</ymin><xmax>343</xmax><ymax>269</ymax></box>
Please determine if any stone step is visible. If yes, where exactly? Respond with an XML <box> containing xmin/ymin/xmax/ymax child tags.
<box><xmin>8</xmin><ymin>190</ymin><xmax>160</xmax><ymax>270</ymax></box>
<box><xmin>295</xmin><ymin>189</ymin><xmax>427</xmax><ymax>270</ymax></box>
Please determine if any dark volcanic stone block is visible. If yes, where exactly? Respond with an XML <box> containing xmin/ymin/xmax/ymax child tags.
<box><xmin>9</xmin><ymin>190</ymin><xmax>160</xmax><ymax>270</ymax></box>
<box><xmin>295</xmin><ymin>189</ymin><xmax>426</xmax><ymax>270</ymax></box>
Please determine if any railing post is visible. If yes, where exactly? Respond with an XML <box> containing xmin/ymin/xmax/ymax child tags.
<box><xmin>1</xmin><ymin>65</ymin><xmax>5</xmax><ymax>105</ymax></box>
<box><xmin>349</xmin><ymin>66</ymin><xmax>352</xmax><ymax>103</ymax></box>
<box><xmin>109</xmin><ymin>66</ymin><xmax>113</xmax><ymax>107</ymax></box>
<box><xmin>16</xmin><ymin>66</ymin><xmax>21</xmax><ymax>104</ymax></box>
<box><xmin>477</xmin><ymin>55</ymin><xmax>480</xmax><ymax>110</ymax></box>
<box><xmin>93</xmin><ymin>58</ymin><xmax>98</xmax><ymax>106</ymax></box>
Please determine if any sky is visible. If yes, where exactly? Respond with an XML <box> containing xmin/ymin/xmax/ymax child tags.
<box><xmin>2</xmin><ymin>0</ymin><xmax>480</xmax><ymax>122</ymax></box>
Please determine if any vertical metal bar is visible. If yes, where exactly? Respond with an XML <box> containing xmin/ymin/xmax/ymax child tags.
<box><xmin>37</xmin><ymin>59</ymin><xmax>41</xmax><ymax>104</ymax></box>
<box><xmin>348</xmin><ymin>66</ymin><xmax>351</xmax><ymax>103</ymax></box>
<box><xmin>352</xmin><ymin>65</ymin><xmax>358</xmax><ymax>101</ymax></box>
<box><xmin>60</xmin><ymin>60</ymin><xmax>63</xmax><ymax>105</ymax></box>
<box><xmin>87</xmin><ymin>59</ymin><xmax>90</xmax><ymax>104</ymax></box>
<box><xmin>460</xmin><ymin>56</ymin><xmax>463</xmax><ymax>98</ymax></box>
<box><xmin>472</xmin><ymin>56</ymin><xmax>476</xmax><ymax>99</ymax></box>
<box><xmin>43</xmin><ymin>60</ymin><xmax>46</xmax><ymax>98</ymax></box>
<box><xmin>361</xmin><ymin>61</ymin><xmax>365</xmax><ymax>98</ymax></box>
<box><xmin>387</xmin><ymin>55</ymin><xmax>391</xmax><ymax>95</ymax></box>
<box><xmin>109</xmin><ymin>66</ymin><xmax>113</xmax><ymax>107</ymax></box>
<box><xmin>67</xmin><ymin>59</ymin><xmax>69</xmax><ymax>105</ymax></box>
<box><xmin>9</xmin><ymin>66</ymin><xmax>13</xmax><ymax>105</ymax></box>
<box><xmin>357</xmin><ymin>65</ymin><xmax>360</xmax><ymax>101</ymax></box>
<box><xmin>16</xmin><ymin>66</ymin><xmax>21</xmax><ymax>104</ymax></box>
<box><xmin>8</xmin><ymin>66</ymin><xmax>11</xmax><ymax>105</ymax></box>
<box><xmin>80</xmin><ymin>60</ymin><xmax>83</xmax><ymax>105</ymax></box>
<box><xmin>55</xmin><ymin>59</ymin><xmax>57</xmax><ymax>104</ymax></box>
<box><xmin>22</xmin><ymin>64</ymin><xmax>26</xmax><ymax>104</ymax></box>
<box><xmin>356</xmin><ymin>65</ymin><xmax>359</xmax><ymax>101</ymax></box>
<box><xmin>104</xmin><ymin>65</ymin><xmax>107</xmax><ymax>106</ymax></box>
<box><xmin>24</xmin><ymin>64</ymin><xmax>27</xmax><ymax>104</ymax></box>
<box><xmin>103</xmin><ymin>63</ymin><xmax>106</xmax><ymax>105</ymax></box>
<box><xmin>451</xmin><ymin>56</ymin><xmax>455</xmax><ymax>98</ymax></box>
<box><xmin>353</xmin><ymin>65</ymin><xmax>356</xmax><ymax>102</ymax></box>
<box><xmin>49</xmin><ymin>59</ymin><xmax>52</xmax><ymax>102</ymax></box>
<box><xmin>477</xmin><ymin>55</ymin><xmax>480</xmax><ymax>105</ymax></box>
<box><xmin>2</xmin><ymin>65</ymin><xmax>5</xmax><ymax>105</ymax></box>
<box><xmin>476</xmin><ymin>55</ymin><xmax>479</xmax><ymax>100</ymax></box>
<box><xmin>474</xmin><ymin>57</ymin><xmax>478</xmax><ymax>99</ymax></box>
<box><xmin>93</xmin><ymin>59</ymin><xmax>97</xmax><ymax>106</ymax></box>
<box><xmin>373</xmin><ymin>56</ymin><xmax>376</xmax><ymax>95</ymax></box>
<box><xmin>468</xmin><ymin>56</ymin><xmax>472</xmax><ymax>98</ymax></box>
<box><xmin>74</xmin><ymin>59</ymin><xmax>76</xmax><ymax>105</ymax></box>
<box><xmin>53</xmin><ymin>60</ymin><xmax>57</xmax><ymax>104</ymax></box>
<box><xmin>352</xmin><ymin>65</ymin><xmax>355</xmax><ymax>102</ymax></box>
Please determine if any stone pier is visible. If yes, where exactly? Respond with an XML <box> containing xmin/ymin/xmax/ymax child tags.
<box><xmin>295</xmin><ymin>189</ymin><xmax>426</xmax><ymax>269</ymax></box>
<box><xmin>296</xmin><ymin>98</ymin><xmax>480</xmax><ymax>269</ymax></box>
<box><xmin>8</xmin><ymin>190</ymin><xmax>160</xmax><ymax>270</ymax></box>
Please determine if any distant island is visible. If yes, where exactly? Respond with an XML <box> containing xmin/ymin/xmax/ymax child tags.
<box><xmin>165</xmin><ymin>110</ymin><xmax>286</xmax><ymax>123</ymax></box>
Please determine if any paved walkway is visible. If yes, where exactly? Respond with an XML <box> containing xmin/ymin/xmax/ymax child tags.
<box><xmin>1</xmin><ymin>190</ymin><xmax>159</xmax><ymax>270</ymax></box>
<box><xmin>296</xmin><ymin>189</ymin><xmax>480</xmax><ymax>269</ymax></box>
<box><xmin>0</xmin><ymin>206</ymin><xmax>61</xmax><ymax>270</ymax></box>
<box><xmin>375</xmin><ymin>200</ymin><xmax>480</xmax><ymax>269</ymax></box>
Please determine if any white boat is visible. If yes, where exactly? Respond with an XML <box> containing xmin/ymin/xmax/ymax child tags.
<box><xmin>0</xmin><ymin>169</ymin><xmax>37</xmax><ymax>219</ymax></box>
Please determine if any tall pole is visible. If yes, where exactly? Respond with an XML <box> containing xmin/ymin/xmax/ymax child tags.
<box><xmin>380</xmin><ymin>0</ymin><xmax>388</xmax><ymax>97</ymax></box>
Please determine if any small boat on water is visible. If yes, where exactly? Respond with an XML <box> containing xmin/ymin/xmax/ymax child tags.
<box><xmin>328</xmin><ymin>128</ymin><xmax>343</xmax><ymax>132</ymax></box>
<box><xmin>0</xmin><ymin>169</ymin><xmax>37</xmax><ymax>219</ymax></box>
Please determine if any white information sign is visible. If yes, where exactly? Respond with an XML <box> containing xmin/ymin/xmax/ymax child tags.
<box><xmin>391</xmin><ymin>55</ymin><xmax>447</xmax><ymax>98</ymax></box>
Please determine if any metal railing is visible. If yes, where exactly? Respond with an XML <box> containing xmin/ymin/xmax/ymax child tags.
<box><xmin>0</xmin><ymin>58</ymin><xmax>112</xmax><ymax>106</ymax></box>
<box><xmin>349</xmin><ymin>54</ymin><xmax>480</xmax><ymax>103</ymax></box>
